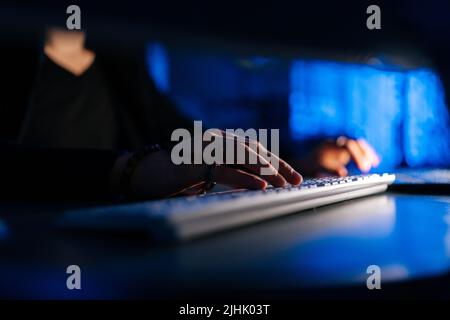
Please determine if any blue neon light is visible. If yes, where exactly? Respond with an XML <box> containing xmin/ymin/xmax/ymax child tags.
<box><xmin>146</xmin><ymin>43</ymin><xmax>170</xmax><ymax>93</ymax></box>
<box><xmin>146</xmin><ymin>44</ymin><xmax>450</xmax><ymax>169</ymax></box>
<box><xmin>290</xmin><ymin>60</ymin><xmax>450</xmax><ymax>169</ymax></box>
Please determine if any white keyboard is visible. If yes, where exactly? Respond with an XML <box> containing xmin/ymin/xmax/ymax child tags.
<box><xmin>60</xmin><ymin>173</ymin><xmax>396</xmax><ymax>242</ymax></box>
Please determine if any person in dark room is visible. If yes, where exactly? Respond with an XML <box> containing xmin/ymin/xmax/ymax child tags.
<box><xmin>0</xmin><ymin>28</ymin><xmax>380</xmax><ymax>201</ymax></box>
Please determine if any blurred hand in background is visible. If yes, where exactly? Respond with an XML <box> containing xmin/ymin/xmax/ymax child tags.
<box><xmin>293</xmin><ymin>136</ymin><xmax>380</xmax><ymax>177</ymax></box>
<box><xmin>315</xmin><ymin>137</ymin><xmax>380</xmax><ymax>177</ymax></box>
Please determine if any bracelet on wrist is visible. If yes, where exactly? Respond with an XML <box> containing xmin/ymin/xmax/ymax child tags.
<box><xmin>203</xmin><ymin>164</ymin><xmax>217</xmax><ymax>194</ymax></box>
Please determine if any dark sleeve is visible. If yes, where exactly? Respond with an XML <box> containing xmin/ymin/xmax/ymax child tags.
<box><xmin>123</xmin><ymin>49</ymin><xmax>193</xmax><ymax>144</ymax></box>
<box><xmin>96</xmin><ymin>49</ymin><xmax>193</xmax><ymax>148</ymax></box>
<box><xmin>0</xmin><ymin>143</ymin><xmax>119</xmax><ymax>201</ymax></box>
<box><xmin>146</xmin><ymin>76</ymin><xmax>193</xmax><ymax>143</ymax></box>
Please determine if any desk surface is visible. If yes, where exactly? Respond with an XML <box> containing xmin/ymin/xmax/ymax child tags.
<box><xmin>1</xmin><ymin>192</ymin><xmax>450</xmax><ymax>299</ymax></box>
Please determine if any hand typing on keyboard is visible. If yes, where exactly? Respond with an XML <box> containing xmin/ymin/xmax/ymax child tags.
<box><xmin>110</xmin><ymin>131</ymin><xmax>302</xmax><ymax>199</ymax></box>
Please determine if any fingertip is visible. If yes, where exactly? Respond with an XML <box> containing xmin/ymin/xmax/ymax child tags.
<box><xmin>270</xmin><ymin>175</ymin><xmax>287</xmax><ymax>188</ymax></box>
<box><xmin>284</xmin><ymin>168</ymin><xmax>302</xmax><ymax>185</ymax></box>
<box><xmin>356</xmin><ymin>158</ymin><xmax>370</xmax><ymax>172</ymax></box>
<box><xmin>251</xmin><ymin>175</ymin><xmax>268</xmax><ymax>190</ymax></box>
<box><xmin>291</xmin><ymin>171</ymin><xmax>303</xmax><ymax>185</ymax></box>
<box><xmin>252</xmin><ymin>178</ymin><xmax>267</xmax><ymax>190</ymax></box>
<box><xmin>363</xmin><ymin>161</ymin><xmax>371</xmax><ymax>172</ymax></box>
<box><xmin>296</xmin><ymin>172</ymin><xmax>303</xmax><ymax>184</ymax></box>
<box><xmin>337</xmin><ymin>167</ymin><xmax>348</xmax><ymax>177</ymax></box>
<box><xmin>373</xmin><ymin>156</ymin><xmax>381</xmax><ymax>167</ymax></box>
<box><xmin>261</xmin><ymin>180</ymin><xmax>268</xmax><ymax>189</ymax></box>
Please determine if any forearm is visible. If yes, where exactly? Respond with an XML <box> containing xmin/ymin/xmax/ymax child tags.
<box><xmin>111</xmin><ymin>150</ymin><xmax>209</xmax><ymax>200</ymax></box>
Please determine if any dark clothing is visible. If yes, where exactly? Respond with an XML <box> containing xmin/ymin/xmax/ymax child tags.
<box><xmin>20</xmin><ymin>49</ymin><xmax>191</xmax><ymax>150</ymax></box>
<box><xmin>0</xmin><ymin>44</ymin><xmax>191</xmax><ymax>200</ymax></box>
<box><xmin>20</xmin><ymin>55</ymin><xmax>118</xmax><ymax>149</ymax></box>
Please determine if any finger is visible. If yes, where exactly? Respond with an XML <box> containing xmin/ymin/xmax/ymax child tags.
<box><xmin>214</xmin><ymin>165</ymin><xmax>267</xmax><ymax>190</ymax></box>
<box><xmin>345</xmin><ymin>139</ymin><xmax>371</xmax><ymax>172</ymax></box>
<box><xmin>322</xmin><ymin>148</ymin><xmax>349</xmax><ymax>176</ymax></box>
<box><xmin>357</xmin><ymin>139</ymin><xmax>380</xmax><ymax>167</ymax></box>
<box><xmin>242</xmin><ymin>146</ymin><xmax>288</xmax><ymax>187</ymax></box>
<box><xmin>336</xmin><ymin>136</ymin><xmax>348</xmax><ymax>148</ymax></box>
<box><xmin>253</xmin><ymin>143</ymin><xmax>302</xmax><ymax>185</ymax></box>
<box><xmin>219</xmin><ymin>134</ymin><xmax>287</xmax><ymax>187</ymax></box>
<box><xmin>225</xmin><ymin>132</ymin><xmax>302</xmax><ymax>185</ymax></box>
<box><xmin>335</xmin><ymin>165</ymin><xmax>348</xmax><ymax>177</ymax></box>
